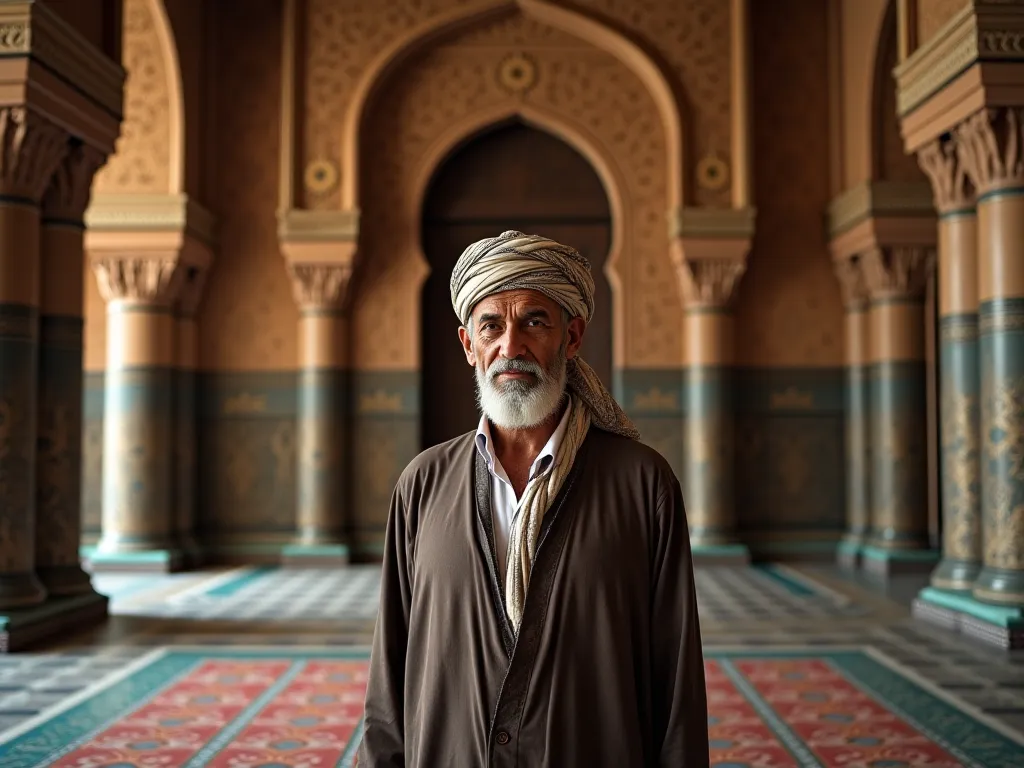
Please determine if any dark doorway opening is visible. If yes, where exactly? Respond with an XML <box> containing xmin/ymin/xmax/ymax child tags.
<box><xmin>419</xmin><ymin>120</ymin><xmax>613</xmax><ymax>450</ymax></box>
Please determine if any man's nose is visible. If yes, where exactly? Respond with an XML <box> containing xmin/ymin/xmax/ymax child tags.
<box><xmin>499</xmin><ymin>324</ymin><xmax>528</xmax><ymax>359</ymax></box>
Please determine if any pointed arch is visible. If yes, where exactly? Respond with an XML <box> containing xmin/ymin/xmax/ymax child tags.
<box><xmin>340</xmin><ymin>0</ymin><xmax>684</xmax><ymax>212</ymax></box>
<box><xmin>406</xmin><ymin>101</ymin><xmax>630</xmax><ymax>370</ymax></box>
<box><xmin>146</xmin><ymin>0</ymin><xmax>185</xmax><ymax>193</ymax></box>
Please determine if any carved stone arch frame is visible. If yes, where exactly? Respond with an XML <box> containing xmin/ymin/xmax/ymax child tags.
<box><xmin>408</xmin><ymin>102</ymin><xmax>631</xmax><ymax>366</ymax></box>
<box><xmin>869</xmin><ymin>0</ymin><xmax>898</xmax><ymax>179</ymax></box>
<box><xmin>340</xmin><ymin>0</ymin><xmax>686</xmax><ymax>213</ymax></box>
<box><xmin>145</xmin><ymin>0</ymin><xmax>186</xmax><ymax>193</ymax></box>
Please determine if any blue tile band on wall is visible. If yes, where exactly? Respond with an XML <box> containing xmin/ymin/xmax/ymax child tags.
<box><xmin>296</xmin><ymin>368</ymin><xmax>349</xmax><ymax>548</ymax></box>
<box><xmin>196</xmin><ymin>371</ymin><xmax>298</xmax><ymax>540</ymax></box>
<box><xmin>81</xmin><ymin>372</ymin><xmax>104</xmax><ymax>542</ymax></box>
<box><xmin>933</xmin><ymin>313</ymin><xmax>981</xmax><ymax>591</ymax></box>
<box><xmin>36</xmin><ymin>315</ymin><xmax>91</xmax><ymax>593</ymax></box>
<box><xmin>0</xmin><ymin>303</ymin><xmax>43</xmax><ymax>603</ymax></box>
<box><xmin>618</xmin><ymin>366</ymin><xmax>845</xmax><ymax>548</ymax></box>
<box><xmin>974</xmin><ymin>297</ymin><xmax>1024</xmax><ymax>604</ymax></box>
<box><xmin>868</xmin><ymin>360</ymin><xmax>929</xmax><ymax>550</ymax></box>
<box><xmin>350</xmin><ymin>370</ymin><xmax>419</xmax><ymax>554</ymax></box>
<box><xmin>98</xmin><ymin>367</ymin><xmax>175</xmax><ymax>554</ymax></box>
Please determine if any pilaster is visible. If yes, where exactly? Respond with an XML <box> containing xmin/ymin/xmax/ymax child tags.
<box><xmin>279</xmin><ymin>209</ymin><xmax>358</xmax><ymax>567</ymax></box>
<box><xmin>84</xmin><ymin>194</ymin><xmax>214</xmax><ymax>573</ymax></box>
<box><xmin>670</xmin><ymin>207</ymin><xmax>754</xmax><ymax>564</ymax></box>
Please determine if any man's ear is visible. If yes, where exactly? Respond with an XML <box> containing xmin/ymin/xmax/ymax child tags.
<box><xmin>458</xmin><ymin>325</ymin><xmax>476</xmax><ymax>366</ymax></box>
<box><xmin>564</xmin><ymin>316</ymin><xmax>586</xmax><ymax>360</ymax></box>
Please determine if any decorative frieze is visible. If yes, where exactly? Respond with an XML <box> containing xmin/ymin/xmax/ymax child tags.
<box><xmin>288</xmin><ymin>264</ymin><xmax>352</xmax><ymax>312</ymax></box>
<box><xmin>91</xmin><ymin>257</ymin><xmax>184</xmax><ymax>306</ymax></box>
<box><xmin>956</xmin><ymin>107</ymin><xmax>1024</xmax><ymax>193</ymax></box>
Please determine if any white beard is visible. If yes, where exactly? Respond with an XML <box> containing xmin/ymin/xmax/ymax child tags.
<box><xmin>475</xmin><ymin>347</ymin><xmax>567</xmax><ymax>430</ymax></box>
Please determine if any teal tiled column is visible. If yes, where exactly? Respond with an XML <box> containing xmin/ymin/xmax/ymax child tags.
<box><xmin>90</xmin><ymin>258</ymin><xmax>184</xmax><ymax>572</ymax></box>
<box><xmin>917</xmin><ymin>138</ymin><xmax>983</xmax><ymax>591</ymax></box>
<box><xmin>861</xmin><ymin>246</ymin><xmax>939</xmax><ymax>576</ymax></box>
<box><xmin>834</xmin><ymin>257</ymin><xmax>871</xmax><ymax>568</ymax></box>
<box><xmin>282</xmin><ymin>263</ymin><xmax>352</xmax><ymax>567</ymax></box>
<box><xmin>0</xmin><ymin>110</ymin><xmax>69</xmax><ymax>609</ymax></box>
<box><xmin>35</xmin><ymin>145</ymin><xmax>106</xmax><ymax>596</ymax></box>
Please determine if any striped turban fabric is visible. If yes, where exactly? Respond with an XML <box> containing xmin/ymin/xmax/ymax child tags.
<box><xmin>451</xmin><ymin>230</ymin><xmax>640</xmax><ymax>630</ymax></box>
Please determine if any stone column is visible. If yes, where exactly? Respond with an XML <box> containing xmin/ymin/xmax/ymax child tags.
<box><xmin>0</xmin><ymin>108</ymin><xmax>69</xmax><ymax>609</ymax></box>
<box><xmin>36</xmin><ymin>144</ymin><xmax>106</xmax><ymax>596</ymax></box>
<box><xmin>861</xmin><ymin>246</ymin><xmax>937</xmax><ymax>575</ymax></box>
<box><xmin>957</xmin><ymin>107</ymin><xmax>1024</xmax><ymax>606</ymax></box>
<box><xmin>282</xmin><ymin>263</ymin><xmax>353</xmax><ymax>566</ymax></box>
<box><xmin>834</xmin><ymin>256</ymin><xmax>872</xmax><ymax>568</ymax></box>
<box><xmin>674</xmin><ymin>254</ymin><xmax>749</xmax><ymax>563</ymax></box>
<box><xmin>90</xmin><ymin>257</ymin><xmax>183</xmax><ymax>571</ymax></box>
<box><xmin>174</xmin><ymin>267</ymin><xmax>207</xmax><ymax>567</ymax></box>
<box><xmin>917</xmin><ymin>137</ymin><xmax>982</xmax><ymax>591</ymax></box>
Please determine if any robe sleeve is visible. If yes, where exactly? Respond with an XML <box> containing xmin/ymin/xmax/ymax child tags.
<box><xmin>360</xmin><ymin>482</ymin><xmax>414</xmax><ymax>767</ymax></box>
<box><xmin>650</xmin><ymin>475</ymin><xmax>710</xmax><ymax>767</ymax></box>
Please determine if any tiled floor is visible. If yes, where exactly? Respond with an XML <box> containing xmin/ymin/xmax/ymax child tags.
<box><xmin>1</xmin><ymin>563</ymin><xmax>1023</xmax><ymax>764</ymax></box>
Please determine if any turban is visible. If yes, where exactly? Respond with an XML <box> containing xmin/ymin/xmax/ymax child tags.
<box><xmin>450</xmin><ymin>230</ymin><xmax>639</xmax><ymax>629</ymax></box>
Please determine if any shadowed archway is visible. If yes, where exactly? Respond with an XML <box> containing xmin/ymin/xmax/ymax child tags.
<box><xmin>419</xmin><ymin>120</ymin><xmax>613</xmax><ymax>449</ymax></box>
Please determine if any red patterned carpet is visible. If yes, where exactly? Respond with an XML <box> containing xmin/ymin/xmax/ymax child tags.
<box><xmin>1</xmin><ymin>648</ymin><xmax>1022</xmax><ymax>767</ymax></box>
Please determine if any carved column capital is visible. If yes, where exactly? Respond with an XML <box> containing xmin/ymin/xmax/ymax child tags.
<box><xmin>288</xmin><ymin>263</ymin><xmax>353</xmax><ymax>312</ymax></box>
<box><xmin>91</xmin><ymin>256</ymin><xmax>185</xmax><ymax>307</ymax></box>
<box><xmin>833</xmin><ymin>256</ymin><xmax>871</xmax><ymax>310</ymax></box>
<box><xmin>42</xmin><ymin>143</ymin><xmax>107</xmax><ymax>224</ymax></box>
<box><xmin>955</xmin><ymin>107</ymin><xmax>1024</xmax><ymax>195</ymax></box>
<box><xmin>862</xmin><ymin>246</ymin><xmax>935</xmax><ymax>301</ymax></box>
<box><xmin>917</xmin><ymin>136</ymin><xmax>975</xmax><ymax>214</ymax></box>
<box><xmin>675</xmin><ymin>259</ymin><xmax>747</xmax><ymax>308</ymax></box>
<box><xmin>0</xmin><ymin>107</ymin><xmax>69</xmax><ymax>201</ymax></box>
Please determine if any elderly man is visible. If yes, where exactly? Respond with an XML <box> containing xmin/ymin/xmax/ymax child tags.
<box><xmin>360</xmin><ymin>231</ymin><xmax>708</xmax><ymax>766</ymax></box>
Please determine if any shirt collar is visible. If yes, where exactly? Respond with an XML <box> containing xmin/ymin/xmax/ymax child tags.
<box><xmin>475</xmin><ymin>397</ymin><xmax>573</xmax><ymax>480</ymax></box>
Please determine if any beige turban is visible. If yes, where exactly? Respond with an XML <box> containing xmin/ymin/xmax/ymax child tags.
<box><xmin>451</xmin><ymin>230</ymin><xmax>639</xmax><ymax>630</ymax></box>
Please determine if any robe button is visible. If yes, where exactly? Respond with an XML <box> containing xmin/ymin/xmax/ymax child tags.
<box><xmin>496</xmin><ymin>731</ymin><xmax>510</xmax><ymax>745</ymax></box>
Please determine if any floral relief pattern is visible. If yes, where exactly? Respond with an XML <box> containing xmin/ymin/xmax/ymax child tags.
<box><xmin>982</xmin><ymin>375</ymin><xmax>1024</xmax><ymax>569</ymax></box>
<box><xmin>940</xmin><ymin>387</ymin><xmax>981</xmax><ymax>561</ymax></box>
<box><xmin>353</xmin><ymin>11</ymin><xmax>673</xmax><ymax>368</ymax></box>
<box><xmin>302</xmin><ymin>0</ymin><xmax>731</xmax><ymax>209</ymax></box>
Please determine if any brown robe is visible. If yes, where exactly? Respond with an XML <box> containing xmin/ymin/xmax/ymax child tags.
<box><xmin>360</xmin><ymin>426</ymin><xmax>709</xmax><ymax>767</ymax></box>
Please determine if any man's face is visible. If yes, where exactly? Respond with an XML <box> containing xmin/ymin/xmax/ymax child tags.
<box><xmin>458</xmin><ymin>289</ymin><xmax>585</xmax><ymax>428</ymax></box>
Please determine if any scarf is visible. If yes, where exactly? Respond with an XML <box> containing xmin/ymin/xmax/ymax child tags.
<box><xmin>451</xmin><ymin>230</ymin><xmax>640</xmax><ymax>629</ymax></box>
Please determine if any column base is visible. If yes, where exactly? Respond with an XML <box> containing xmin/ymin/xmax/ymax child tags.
<box><xmin>837</xmin><ymin>536</ymin><xmax>864</xmax><ymax>569</ymax></box>
<box><xmin>176</xmin><ymin>535</ymin><xmax>204</xmax><ymax>570</ymax></box>
<box><xmin>0</xmin><ymin>591</ymin><xmax>109</xmax><ymax>653</ymax></box>
<box><xmin>0</xmin><ymin>572</ymin><xmax>48</xmax><ymax>610</ymax></box>
<box><xmin>86</xmin><ymin>548</ymin><xmax>184</xmax><ymax>573</ymax></box>
<box><xmin>913</xmin><ymin>586</ymin><xmax>1024</xmax><ymax>650</ymax></box>
<box><xmin>281</xmin><ymin>543</ymin><xmax>351</xmax><ymax>568</ymax></box>
<box><xmin>690</xmin><ymin>543</ymin><xmax>751</xmax><ymax>566</ymax></box>
<box><xmin>861</xmin><ymin>545</ymin><xmax>940</xmax><ymax>577</ymax></box>
<box><xmin>929</xmin><ymin>558</ymin><xmax>982</xmax><ymax>592</ymax></box>
<box><xmin>37</xmin><ymin>564</ymin><xmax>95</xmax><ymax>597</ymax></box>
<box><xmin>972</xmin><ymin>566</ymin><xmax>1024</xmax><ymax>606</ymax></box>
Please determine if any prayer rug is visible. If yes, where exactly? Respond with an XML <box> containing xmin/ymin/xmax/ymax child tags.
<box><xmin>1</xmin><ymin>647</ymin><xmax>1022</xmax><ymax>767</ymax></box>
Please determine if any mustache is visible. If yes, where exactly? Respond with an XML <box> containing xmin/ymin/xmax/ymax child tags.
<box><xmin>487</xmin><ymin>357</ymin><xmax>544</xmax><ymax>379</ymax></box>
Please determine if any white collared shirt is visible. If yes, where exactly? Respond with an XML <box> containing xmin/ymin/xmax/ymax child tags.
<box><xmin>475</xmin><ymin>403</ymin><xmax>572</xmax><ymax>584</ymax></box>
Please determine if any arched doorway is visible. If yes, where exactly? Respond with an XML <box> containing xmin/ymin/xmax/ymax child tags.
<box><xmin>420</xmin><ymin>120</ymin><xmax>613</xmax><ymax>449</ymax></box>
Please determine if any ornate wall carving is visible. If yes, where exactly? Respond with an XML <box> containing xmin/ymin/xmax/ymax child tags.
<box><xmin>735</xmin><ymin>0</ymin><xmax>842</xmax><ymax>367</ymax></box>
<box><xmin>302</xmin><ymin>0</ymin><xmax>731</xmax><ymax>210</ymax></box>
<box><xmin>93</xmin><ymin>0</ymin><xmax>171</xmax><ymax>194</ymax></box>
<box><xmin>352</xmin><ymin>10</ymin><xmax>675</xmax><ymax>369</ymax></box>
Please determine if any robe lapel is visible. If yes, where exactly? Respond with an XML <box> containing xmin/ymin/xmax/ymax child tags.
<box><xmin>480</xmin><ymin>432</ymin><xmax>593</xmax><ymax>754</ymax></box>
<box><xmin>474</xmin><ymin>452</ymin><xmax>516</xmax><ymax>656</ymax></box>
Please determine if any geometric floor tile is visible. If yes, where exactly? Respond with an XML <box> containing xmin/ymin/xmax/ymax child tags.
<box><xmin>3</xmin><ymin>646</ymin><xmax>1023</xmax><ymax>767</ymax></box>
